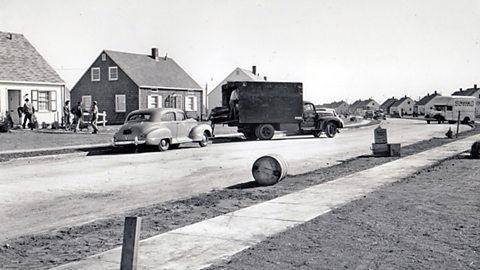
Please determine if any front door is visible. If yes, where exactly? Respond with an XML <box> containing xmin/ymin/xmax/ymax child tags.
<box><xmin>8</xmin><ymin>90</ymin><xmax>21</xmax><ymax>125</ymax></box>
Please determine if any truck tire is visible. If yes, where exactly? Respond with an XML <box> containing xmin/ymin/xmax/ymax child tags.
<box><xmin>324</xmin><ymin>122</ymin><xmax>337</xmax><ymax>138</ymax></box>
<box><xmin>256</xmin><ymin>124</ymin><xmax>275</xmax><ymax>140</ymax></box>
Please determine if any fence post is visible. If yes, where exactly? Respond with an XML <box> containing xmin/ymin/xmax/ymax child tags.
<box><xmin>456</xmin><ymin>111</ymin><xmax>461</xmax><ymax>138</ymax></box>
<box><xmin>120</xmin><ymin>217</ymin><xmax>141</xmax><ymax>270</ymax></box>
<box><xmin>102</xmin><ymin>111</ymin><xmax>107</xmax><ymax>127</ymax></box>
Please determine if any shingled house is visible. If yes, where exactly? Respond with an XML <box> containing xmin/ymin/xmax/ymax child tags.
<box><xmin>0</xmin><ymin>31</ymin><xmax>65</xmax><ymax>125</ymax></box>
<box><xmin>317</xmin><ymin>101</ymin><xmax>349</xmax><ymax>115</ymax></box>
<box><xmin>71</xmin><ymin>48</ymin><xmax>203</xmax><ymax>124</ymax></box>
<box><xmin>380</xmin><ymin>97</ymin><xmax>397</xmax><ymax>115</ymax></box>
<box><xmin>348</xmin><ymin>99</ymin><xmax>379</xmax><ymax>115</ymax></box>
<box><xmin>390</xmin><ymin>96</ymin><xmax>414</xmax><ymax>116</ymax></box>
<box><xmin>207</xmin><ymin>66</ymin><xmax>265</xmax><ymax>110</ymax></box>
<box><xmin>414</xmin><ymin>91</ymin><xmax>440</xmax><ymax>116</ymax></box>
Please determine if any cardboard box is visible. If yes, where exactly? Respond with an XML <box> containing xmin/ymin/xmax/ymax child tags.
<box><xmin>374</xmin><ymin>127</ymin><xmax>388</xmax><ymax>144</ymax></box>
<box><xmin>389</xmin><ymin>143</ymin><xmax>401</xmax><ymax>157</ymax></box>
<box><xmin>372</xmin><ymin>143</ymin><xmax>389</xmax><ymax>157</ymax></box>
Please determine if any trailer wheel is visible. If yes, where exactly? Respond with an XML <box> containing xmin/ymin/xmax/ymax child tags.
<box><xmin>256</xmin><ymin>124</ymin><xmax>275</xmax><ymax>140</ymax></box>
<box><xmin>325</xmin><ymin>122</ymin><xmax>337</xmax><ymax>138</ymax></box>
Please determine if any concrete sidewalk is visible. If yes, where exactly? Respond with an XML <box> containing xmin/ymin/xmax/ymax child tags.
<box><xmin>53</xmin><ymin>134</ymin><xmax>480</xmax><ymax>270</ymax></box>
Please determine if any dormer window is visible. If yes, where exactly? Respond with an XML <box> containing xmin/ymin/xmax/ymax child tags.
<box><xmin>91</xmin><ymin>67</ymin><xmax>100</xmax><ymax>81</ymax></box>
<box><xmin>109</xmin><ymin>66</ymin><xmax>118</xmax><ymax>81</ymax></box>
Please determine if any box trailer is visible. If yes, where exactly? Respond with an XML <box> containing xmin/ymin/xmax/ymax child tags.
<box><xmin>425</xmin><ymin>96</ymin><xmax>476</xmax><ymax>124</ymax></box>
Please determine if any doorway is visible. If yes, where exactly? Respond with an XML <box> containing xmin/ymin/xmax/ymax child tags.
<box><xmin>8</xmin><ymin>90</ymin><xmax>21</xmax><ymax>125</ymax></box>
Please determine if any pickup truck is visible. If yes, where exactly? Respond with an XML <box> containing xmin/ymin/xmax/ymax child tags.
<box><xmin>209</xmin><ymin>81</ymin><xmax>344</xmax><ymax>140</ymax></box>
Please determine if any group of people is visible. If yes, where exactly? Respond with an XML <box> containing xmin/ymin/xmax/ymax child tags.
<box><xmin>63</xmin><ymin>100</ymin><xmax>99</xmax><ymax>134</ymax></box>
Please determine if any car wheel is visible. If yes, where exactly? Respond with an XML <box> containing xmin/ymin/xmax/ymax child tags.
<box><xmin>158</xmin><ymin>139</ymin><xmax>170</xmax><ymax>152</ymax></box>
<box><xmin>255</xmin><ymin>124</ymin><xmax>275</xmax><ymax>140</ymax></box>
<box><xmin>199</xmin><ymin>132</ymin><xmax>209</xmax><ymax>147</ymax></box>
<box><xmin>325</xmin><ymin>122</ymin><xmax>337</xmax><ymax>138</ymax></box>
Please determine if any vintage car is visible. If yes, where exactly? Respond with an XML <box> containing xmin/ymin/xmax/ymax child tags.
<box><xmin>113</xmin><ymin>108</ymin><xmax>212</xmax><ymax>151</ymax></box>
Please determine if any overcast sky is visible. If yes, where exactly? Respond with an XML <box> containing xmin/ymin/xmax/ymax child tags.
<box><xmin>1</xmin><ymin>0</ymin><xmax>480</xmax><ymax>104</ymax></box>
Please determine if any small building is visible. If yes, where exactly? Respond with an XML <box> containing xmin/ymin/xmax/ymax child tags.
<box><xmin>380</xmin><ymin>97</ymin><xmax>397</xmax><ymax>115</ymax></box>
<box><xmin>0</xmin><ymin>31</ymin><xmax>66</xmax><ymax>125</ymax></box>
<box><xmin>71</xmin><ymin>48</ymin><xmax>203</xmax><ymax>124</ymax></box>
<box><xmin>414</xmin><ymin>91</ymin><xmax>440</xmax><ymax>115</ymax></box>
<box><xmin>390</xmin><ymin>96</ymin><xmax>415</xmax><ymax>116</ymax></box>
<box><xmin>316</xmin><ymin>101</ymin><xmax>349</xmax><ymax>115</ymax></box>
<box><xmin>207</xmin><ymin>66</ymin><xmax>265</xmax><ymax>110</ymax></box>
<box><xmin>452</xmin><ymin>85</ymin><xmax>480</xmax><ymax>116</ymax></box>
<box><xmin>348</xmin><ymin>99</ymin><xmax>380</xmax><ymax>115</ymax></box>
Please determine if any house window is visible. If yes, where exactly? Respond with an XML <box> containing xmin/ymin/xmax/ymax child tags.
<box><xmin>109</xmin><ymin>66</ymin><xmax>118</xmax><ymax>81</ymax></box>
<box><xmin>116</xmin><ymin>94</ymin><xmax>126</xmax><ymax>112</ymax></box>
<box><xmin>31</xmin><ymin>90</ymin><xmax>57</xmax><ymax>112</ymax></box>
<box><xmin>91</xmin><ymin>67</ymin><xmax>100</xmax><ymax>81</ymax></box>
<box><xmin>147</xmin><ymin>95</ymin><xmax>162</xmax><ymax>108</ymax></box>
<box><xmin>101</xmin><ymin>53</ymin><xmax>106</xmax><ymax>61</ymax></box>
<box><xmin>185</xmin><ymin>95</ymin><xmax>197</xmax><ymax>111</ymax></box>
<box><xmin>82</xmin><ymin>95</ymin><xmax>92</xmax><ymax>110</ymax></box>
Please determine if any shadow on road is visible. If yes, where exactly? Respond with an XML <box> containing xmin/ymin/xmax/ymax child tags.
<box><xmin>226</xmin><ymin>181</ymin><xmax>261</xmax><ymax>190</ymax></box>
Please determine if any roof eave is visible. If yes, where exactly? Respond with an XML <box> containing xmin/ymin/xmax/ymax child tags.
<box><xmin>0</xmin><ymin>79</ymin><xmax>65</xmax><ymax>86</ymax></box>
<box><xmin>139</xmin><ymin>85</ymin><xmax>203</xmax><ymax>91</ymax></box>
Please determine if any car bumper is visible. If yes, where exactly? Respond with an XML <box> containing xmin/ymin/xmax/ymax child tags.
<box><xmin>112</xmin><ymin>137</ymin><xmax>146</xmax><ymax>146</ymax></box>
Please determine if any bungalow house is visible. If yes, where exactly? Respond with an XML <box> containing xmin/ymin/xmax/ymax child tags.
<box><xmin>348</xmin><ymin>99</ymin><xmax>380</xmax><ymax>115</ymax></box>
<box><xmin>390</xmin><ymin>96</ymin><xmax>415</xmax><ymax>116</ymax></box>
<box><xmin>414</xmin><ymin>91</ymin><xmax>440</xmax><ymax>116</ymax></box>
<box><xmin>316</xmin><ymin>101</ymin><xmax>349</xmax><ymax>115</ymax></box>
<box><xmin>0</xmin><ymin>31</ymin><xmax>66</xmax><ymax>125</ymax></box>
<box><xmin>380</xmin><ymin>97</ymin><xmax>397</xmax><ymax>115</ymax></box>
<box><xmin>452</xmin><ymin>85</ymin><xmax>480</xmax><ymax>116</ymax></box>
<box><xmin>207</xmin><ymin>66</ymin><xmax>265</xmax><ymax>110</ymax></box>
<box><xmin>71</xmin><ymin>48</ymin><xmax>203</xmax><ymax>124</ymax></box>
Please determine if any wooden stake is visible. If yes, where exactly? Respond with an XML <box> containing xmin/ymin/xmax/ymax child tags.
<box><xmin>120</xmin><ymin>217</ymin><xmax>141</xmax><ymax>270</ymax></box>
<box><xmin>456</xmin><ymin>111</ymin><xmax>461</xmax><ymax>138</ymax></box>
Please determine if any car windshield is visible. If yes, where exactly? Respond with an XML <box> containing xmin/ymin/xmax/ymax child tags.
<box><xmin>127</xmin><ymin>113</ymin><xmax>152</xmax><ymax>122</ymax></box>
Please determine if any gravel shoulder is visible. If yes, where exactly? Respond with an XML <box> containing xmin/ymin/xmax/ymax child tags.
<box><xmin>0</xmin><ymin>126</ymin><xmax>479</xmax><ymax>269</ymax></box>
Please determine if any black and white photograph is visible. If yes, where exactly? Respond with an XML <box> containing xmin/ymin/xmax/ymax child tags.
<box><xmin>0</xmin><ymin>0</ymin><xmax>479</xmax><ymax>269</ymax></box>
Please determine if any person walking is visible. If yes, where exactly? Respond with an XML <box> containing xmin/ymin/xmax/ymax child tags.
<box><xmin>63</xmin><ymin>100</ymin><xmax>71</xmax><ymax>130</ymax></box>
<box><xmin>90</xmin><ymin>101</ymin><xmax>99</xmax><ymax>134</ymax></box>
<box><xmin>22</xmin><ymin>98</ymin><xmax>35</xmax><ymax>130</ymax></box>
<box><xmin>73</xmin><ymin>101</ymin><xmax>83</xmax><ymax>133</ymax></box>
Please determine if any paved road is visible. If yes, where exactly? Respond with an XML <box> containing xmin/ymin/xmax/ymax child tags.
<box><xmin>0</xmin><ymin>119</ymin><xmax>470</xmax><ymax>241</ymax></box>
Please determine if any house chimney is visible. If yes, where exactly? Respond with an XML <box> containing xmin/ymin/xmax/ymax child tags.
<box><xmin>460</xmin><ymin>88</ymin><xmax>463</xmax><ymax>92</ymax></box>
<box><xmin>252</xmin><ymin>66</ymin><xmax>257</xmax><ymax>75</ymax></box>
<box><xmin>475</xmin><ymin>84</ymin><xmax>478</xmax><ymax>89</ymax></box>
<box><xmin>434</xmin><ymin>90</ymin><xmax>437</xmax><ymax>95</ymax></box>
<box><xmin>7</xmin><ymin>33</ymin><xmax>12</xmax><ymax>40</ymax></box>
<box><xmin>151</xmin><ymin>48</ymin><xmax>159</xmax><ymax>60</ymax></box>
<box><xmin>264</xmin><ymin>76</ymin><xmax>267</xmax><ymax>81</ymax></box>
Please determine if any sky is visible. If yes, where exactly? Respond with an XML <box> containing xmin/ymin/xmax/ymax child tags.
<box><xmin>1</xmin><ymin>0</ymin><xmax>480</xmax><ymax>105</ymax></box>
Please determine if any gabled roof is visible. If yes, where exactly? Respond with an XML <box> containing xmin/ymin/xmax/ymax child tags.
<box><xmin>319</xmin><ymin>101</ymin><xmax>347</xmax><ymax>108</ymax></box>
<box><xmin>237</xmin><ymin>68</ymin><xmax>265</xmax><ymax>82</ymax></box>
<box><xmin>452</xmin><ymin>87</ymin><xmax>479</xmax><ymax>97</ymax></box>
<box><xmin>416</xmin><ymin>92</ymin><xmax>440</xmax><ymax>106</ymax></box>
<box><xmin>0</xmin><ymin>31</ymin><xmax>64</xmax><ymax>84</ymax></box>
<box><xmin>392</xmin><ymin>96</ymin><xmax>412</xmax><ymax>107</ymax></box>
<box><xmin>350</xmin><ymin>99</ymin><xmax>377</xmax><ymax>111</ymax></box>
<box><xmin>380</xmin><ymin>97</ymin><xmax>397</xmax><ymax>108</ymax></box>
<box><xmin>105</xmin><ymin>50</ymin><xmax>201</xmax><ymax>90</ymax></box>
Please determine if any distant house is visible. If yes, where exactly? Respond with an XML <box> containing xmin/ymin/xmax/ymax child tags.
<box><xmin>349</xmin><ymin>99</ymin><xmax>379</xmax><ymax>115</ymax></box>
<box><xmin>207</xmin><ymin>66</ymin><xmax>265</xmax><ymax>110</ymax></box>
<box><xmin>390</xmin><ymin>96</ymin><xmax>415</xmax><ymax>116</ymax></box>
<box><xmin>452</xmin><ymin>84</ymin><xmax>480</xmax><ymax>116</ymax></box>
<box><xmin>380</xmin><ymin>97</ymin><xmax>397</xmax><ymax>115</ymax></box>
<box><xmin>0</xmin><ymin>31</ymin><xmax>66</xmax><ymax>125</ymax></box>
<box><xmin>71</xmin><ymin>48</ymin><xmax>203</xmax><ymax>124</ymax></box>
<box><xmin>316</xmin><ymin>101</ymin><xmax>349</xmax><ymax>115</ymax></box>
<box><xmin>414</xmin><ymin>91</ymin><xmax>440</xmax><ymax>115</ymax></box>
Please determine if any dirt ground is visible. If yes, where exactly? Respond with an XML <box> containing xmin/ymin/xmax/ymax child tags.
<box><xmin>207</xmin><ymin>155</ymin><xmax>480</xmax><ymax>270</ymax></box>
<box><xmin>0</xmin><ymin>128</ymin><xmax>480</xmax><ymax>269</ymax></box>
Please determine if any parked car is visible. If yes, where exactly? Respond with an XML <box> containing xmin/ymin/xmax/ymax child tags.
<box><xmin>113</xmin><ymin>108</ymin><xmax>212</xmax><ymax>151</ymax></box>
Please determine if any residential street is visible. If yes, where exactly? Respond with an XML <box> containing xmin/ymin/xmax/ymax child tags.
<box><xmin>0</xmin><ymin>119</ymin><xmax>472</xmax><ymax>242</ymax></box>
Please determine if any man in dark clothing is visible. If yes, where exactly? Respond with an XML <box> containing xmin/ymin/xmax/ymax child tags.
<box><xmin>73</xmin><ymin>101</ymin><xmax>83</xmax><ymax>133</ymax></box>
<box><xmin>22</xmin><ymin>98</ymin><xmax>35</xmax><ymax>130</ymax></box>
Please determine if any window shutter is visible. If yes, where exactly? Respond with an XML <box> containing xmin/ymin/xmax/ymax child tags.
<box><xmin>157</xmin><ymin>96</ymin><xmax>162</xmax><ymax>108</ymax></box>
<box><xmin>193</xmin><ymin>96</ymin><xmax>198</xmax><ymax>111</ymax></box>
<box><xmin>147</xmin><ymin>95</ymin><xmax>153</xmax><ymax>109</ymax></box>
<box><xmin>49</xmin><ymin>91</ymin><xmax>57</xmax><ymax>111</ymax></box>
<box><xmin>31</xmin><ymin>90</ymin><xmax>38</xmax><ymax>112</ymax></box>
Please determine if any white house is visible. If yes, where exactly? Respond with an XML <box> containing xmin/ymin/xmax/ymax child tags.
<box><xmin>390</xmin><ymin>96</ymin><xmax>415</xmax><ymax>116</ymax></box>
<box><xmin>0</xmin><ymin>31</ymin><xmax>65</xmax><ymax>125</ymax></box>
<box><xmin>207</xmin><ymin>66</ymin><xmax>265</xmax><ymax>110</ymax></box>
